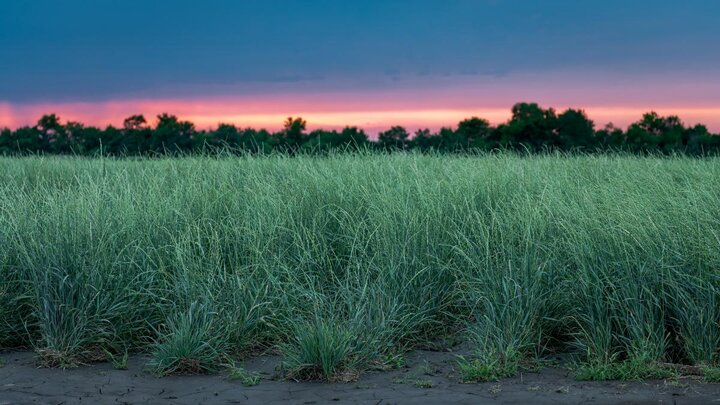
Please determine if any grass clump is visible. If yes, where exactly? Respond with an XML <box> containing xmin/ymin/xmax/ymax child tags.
<box><xmin>575</xmin><ymin>358</ymin><xmax>676</xmax><ymax>381</ymax></box>
<box><xmin>147</xmin><ymin>302</ymin><xmax>227</xmax><ymax>376</ymax></box>
<box><xmin>413</xmin><ymin>379</ymin><xmax>434</xmax><ymax>388</ymax></box>
<box><xmin>380</xmin><ymin>353</ymin><xmax>406</xmax><ymax>370</ymax></box>
<box><xmin>228</xmin><ymin>364</ymin><xmax>262</xmax><ymax>386</ymax></box>
<box><xmin>1</xmin><ymin>153</ymin><xmax>719</xmax><ymax>381</ymax></box>
<box><xmin>105</xmin><ymin>349</ymin><xmax>129</xmax><ymax>370</ymax></box>
<box><xmin>456</xmin><ymin>355</ymin><xmax>519</xmax><ymax>382</ymax></box>
<box><xmin>280</xmin><ymin>317</ymin><xmax>359</xmax><ymax>382</ymax></box>
<box><xmin>704</xmin><ymin>367</ymin><xmax>720</xmax><ymax>382</ymax></box>
<box><xmin>453</xmin><ymin>207</ymin><xmax>558</xmax><ymax>381</ymax></box>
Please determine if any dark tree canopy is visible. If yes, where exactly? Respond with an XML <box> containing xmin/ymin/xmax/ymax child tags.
<box><xmin>280</xmin><ymin>117</ymin><xmax>308</xmax><ymax>151</ymax></box>
<box><xmin>556</xmin><ymin>109</ymin><xmax>595</xmax><ymax>151</ymax></box>
<box><xmin>378</xmin><ymin>126</ymin><xmax>410</xmax><ymax>150</ymax></box>
<box><xmin>1</xmin><ymin>103</ymin><xmax>719</xmax><ymax>156</ymax></box>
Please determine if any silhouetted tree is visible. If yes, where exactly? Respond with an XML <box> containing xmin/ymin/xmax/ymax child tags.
<box><xmin>17</xmin><ymin>126</ymin><xmax>43</xmax><ymax>153</ymax></box>
<box><xmin>556</xmin><ymin>109</ymin><xmax>596</xmax><ymax>151</ymax></box>
<box><xmin>241</xmin><ymin>128</ymin><xmax>275</xmax><ymax>153</ymax></box>
<box><xmin>302</xmin><ymin>126</ymin><xmax>368</xmax><ymax>153</ymax></box>
<box><xmin>501</xmin><ymin>103</ymin><xmax>558</xmax><ymax>151</ymax></box>
<box><xmin>456</xmin><ymin>117</ymin><xmax>493</xmax><ymax>149</ymax></box>
<box><xmin>595</xmin><ymin>123</ymin><xmax>625</xmax><ymax>150</ymax></box>
<box><xmin>337</xmin><ymin>126</ymin><xmax>369</xmax><ymax>150</ymax></box>
<box><xmin>684</xmin><ymin>124</ymin><xmax>712</xmax><ymax>156</ymax></box>
<box><xmin>0</xmin><ymin>128</ymin><xmax>12</xmax><ymax>154</ymax></box>
<box><xmin>75</xmin><ymin>125</ymin><xmax>105</xmax><ymax>155</ymax></box>
<box><xmin>378</xmin><ymin>126</ymin><xmax>409</xmax><ymax>150</ymax></box>
<box><xmin>204</xmin><ymin>123</ymin><xmax>242</xmax><ymax>150</ymax></box>
<box><xmin>1</xmin><ymin>104</ymin><xmax>719</xmax><ymax>156</ymax></box>
<box><xmin>279</xmin><ymin>116</ymin><xmax>307</xmax><ymax>151</ymax></box>
<box><xmin>36</xmin><ymin>114</ymin><xmax>62</xmax><ymax>133</ymax></box>
<box><xmin>123</xmin><ymin>115</ymin><xmax>148</xmax><ymax>131</ymax></box>
<box><xmin>625</xmin><ymin>112</ymin><xmax>685</xmax><ymax>153</ymax></box>
<box><xmin>35</xmin><ymin>114</ymin><xmax>75</xmax><ymax>154</ymax></box>
<box><xmin>410</xmin><ymin>128</ymin><xmax>439</xmax><ymax>151</ymax></box>
<box><xmin>151</xmin><ymin>113</ymin><xmax>196</xmax><ymax>153</ymax></box>
<box><xmin>437</xmin><ymin>127</ymin><xmax>461</xmax><ymax>152</ymax></box>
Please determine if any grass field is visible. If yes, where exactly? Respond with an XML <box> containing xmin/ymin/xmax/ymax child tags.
<box><xmin>1</xmin><ymin>153</ymin><xmax>719</xmax><ymax>381</ymax></box>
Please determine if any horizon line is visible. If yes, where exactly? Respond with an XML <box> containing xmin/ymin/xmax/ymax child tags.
<box><xmin>2</xmin><ymin>101</ymin><xmax>720</xmax><ymax>134</ymax></box>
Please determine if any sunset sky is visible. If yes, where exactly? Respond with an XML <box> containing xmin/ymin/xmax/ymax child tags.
<box><xmin>1</xmin><ymin>0</ymin><xmax>719</xmax><ymax>132</ymax></box>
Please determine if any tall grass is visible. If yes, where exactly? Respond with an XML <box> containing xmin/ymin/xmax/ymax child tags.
<box><xmin>0</xmin><ymin>152</ymin><xmax>719</xmax><ymax>380</ymax></box>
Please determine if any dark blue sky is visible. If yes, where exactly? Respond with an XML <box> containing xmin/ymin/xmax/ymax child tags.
<box><xmin>2</xmin><ymin>0</ymin><xmax>719</xmax><ymax>102</ymax></box>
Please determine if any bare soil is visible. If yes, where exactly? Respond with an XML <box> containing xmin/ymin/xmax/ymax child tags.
<box><xmin>2</xmin><ymin>350</ymin><xmax>719</xmax><ymax>404</ymax></box>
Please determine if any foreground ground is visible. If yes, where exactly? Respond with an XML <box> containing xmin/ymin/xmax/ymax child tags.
<box><xmin>2</xmin><ymin>350</ymin><xmax>719</xmax><ymax>405</ymax></box>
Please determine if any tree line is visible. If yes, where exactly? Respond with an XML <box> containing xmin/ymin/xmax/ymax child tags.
<box><xmin>1</xmin><ymin>103</ymin><xmax>719</xmax><ymax>156</ymax></box>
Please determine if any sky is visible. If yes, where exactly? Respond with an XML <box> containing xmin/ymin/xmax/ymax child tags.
<box><xmin>1</xmin><ymin>0</ymin><xmax>720</xmax><ymax>132</ymax></box>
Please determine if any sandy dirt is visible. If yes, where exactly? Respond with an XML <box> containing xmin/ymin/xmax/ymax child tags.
<box><xmin>2</xmin><ymin>349</ymin><xmax>720</xmax><ymax>404</ymax></box>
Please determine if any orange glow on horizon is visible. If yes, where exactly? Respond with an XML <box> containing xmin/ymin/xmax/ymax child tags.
<box><xmin>2</xmin><ymin>99</ymin><xmax>720</xmax><ymax>134</ymax></box>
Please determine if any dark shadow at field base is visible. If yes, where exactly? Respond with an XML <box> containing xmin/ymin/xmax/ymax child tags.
<box><xmin>1</xmin><ymin>350</ymin><xmax>719</xmax><ymax>405</ymax></box>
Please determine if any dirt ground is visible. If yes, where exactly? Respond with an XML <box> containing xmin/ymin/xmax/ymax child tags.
<box><xmin>2</xmin><ymin>349</ymin><xmax>720</xmax><ymax>404</ymax></box>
